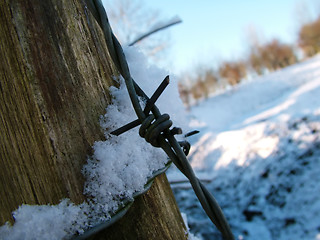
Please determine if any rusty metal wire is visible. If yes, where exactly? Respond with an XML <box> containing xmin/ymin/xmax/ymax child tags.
<box><xmin>80</xmin><ymin>1</ymin><xmax>235</xmax><ymax>239</ymax></box>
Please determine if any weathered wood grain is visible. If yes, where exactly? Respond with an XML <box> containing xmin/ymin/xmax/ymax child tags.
<box><xmin>0</xmin><ymin>1</ymin><xmax>187</xmax><ymax>239</ymax></box>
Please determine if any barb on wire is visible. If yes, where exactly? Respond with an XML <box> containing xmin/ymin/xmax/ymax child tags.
<box><xmin>128</xmin><ymin>16</ymin><xmax>182</xmax><ymax>46</ymax></box>
<box><xmin>82</xmin><ymin>1</ymin><xmax>235</xmax><ymax>239</ymax></box>
<box><xmin>110</xmin><ymin>76</ymin><xmax>170</xmax><ymax>136</ymax></box>
<box><xmin>185</xmin><ymin>130</ymin><xmax>200</xmax><ymax>137</ymax></box>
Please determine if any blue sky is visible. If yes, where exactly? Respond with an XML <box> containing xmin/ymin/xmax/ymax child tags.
<box><xmin>147</xmin><ymin>0</ymin><xmax>318</xmax><ymax>74</ymax></box>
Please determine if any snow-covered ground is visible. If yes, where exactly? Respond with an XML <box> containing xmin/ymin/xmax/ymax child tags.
<box><xmin>168</xmin><ymin>55</ymin><xmax>320</xmax><ymax>239</ymax></box>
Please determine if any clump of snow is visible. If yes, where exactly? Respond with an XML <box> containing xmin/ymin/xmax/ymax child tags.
<box><xmin>82</xmin><ymin>80</ymin><xmax>168</xmax><ymax>217</ymax></box>
<box><xmin>0</xmin><ymin>200</ymin><xmax>89</xmax><ymax>240</ymax></box>
<box><xmin>0</xmin><ymin>46</ymin><xmax>187</xmax><ymax>239</ymax></box>
<box><xmin>169</xmin><ymin>55</ymin><xmax>320</xmax><ymax>239</ymax></box>
<box><xmin>82</xmin><ymin>46</ymin><xmax>187</xmax><ymax>218</ymax></box>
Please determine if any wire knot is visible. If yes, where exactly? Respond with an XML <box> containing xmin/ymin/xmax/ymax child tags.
<box><xmin>139</xmin><ymin>114</ymin><xmax>172</xmax><ymax>147</ymax></box>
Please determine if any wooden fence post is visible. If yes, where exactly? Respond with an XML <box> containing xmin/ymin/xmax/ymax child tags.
<box><xmin>0</xmin><ymin>1</ymin><xmax>187</xmax><ymax>239</ymax></box>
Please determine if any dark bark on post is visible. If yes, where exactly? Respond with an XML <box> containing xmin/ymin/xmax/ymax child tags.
<box><xmin>0</xmin><ymin>0</ymin><xmax>187</xmax><ymax>239</ymax></box>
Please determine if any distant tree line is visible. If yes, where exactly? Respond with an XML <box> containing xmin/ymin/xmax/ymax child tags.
<box><xmin>179</xmin><ymin>15</ymin><xmax>320</xmax><ymax>107</ymax></box>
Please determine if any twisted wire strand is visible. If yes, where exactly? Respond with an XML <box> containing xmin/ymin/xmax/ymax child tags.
<box><xmin>83</xmin><ymin>1</ymin><xmax>234</xmax><ymax>239</ymax></box>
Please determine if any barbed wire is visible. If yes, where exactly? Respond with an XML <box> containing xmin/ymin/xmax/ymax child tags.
<box><xmin>79</xmin><ymin>0</ymin><xmax>235</xmax><ymax>239</ymax></box>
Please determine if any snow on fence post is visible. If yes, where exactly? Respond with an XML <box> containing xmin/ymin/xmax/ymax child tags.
<box><xmin>0</xmin><ymin>0</ymin><xmax>187</xmax><ymax>239</ymax></box>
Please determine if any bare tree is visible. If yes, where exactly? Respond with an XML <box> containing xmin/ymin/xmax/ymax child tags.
<box><xmin>219</xmin><ymin>61</ymin><xmax>247</xmax><ymax>86</ymax></box>
<box><xmin>248</xmin><ymin>39</ymin><xmax>297</xmax><ymax>74</ymax></box>
<box><xmin>298</xmin><ymin>16</ymin><xmax>320</xmax><ymax>57</ymax></box>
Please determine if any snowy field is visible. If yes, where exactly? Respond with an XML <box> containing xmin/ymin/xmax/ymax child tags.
<box><xmin>168</xmin><ymin>55</ymin><xmax>320</xmax><ymax>239</ymax></box>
